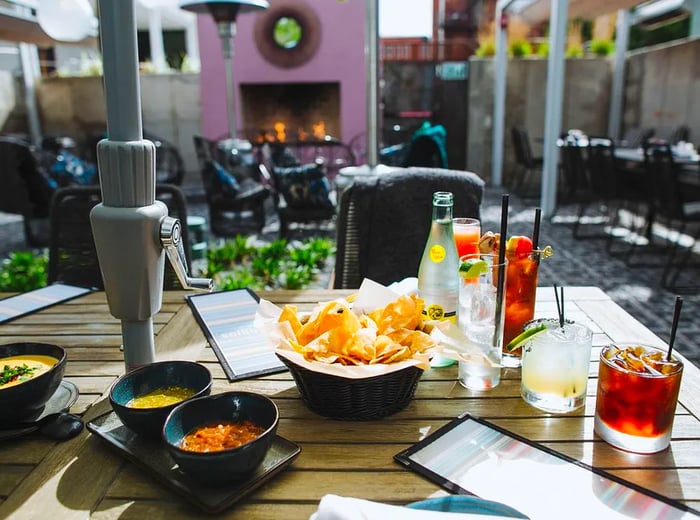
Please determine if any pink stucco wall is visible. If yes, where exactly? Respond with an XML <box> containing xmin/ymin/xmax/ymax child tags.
<box><xmin>197</xmin><ymin>0</ymin><xmax>366</xmax><ymax>144</ymax></box>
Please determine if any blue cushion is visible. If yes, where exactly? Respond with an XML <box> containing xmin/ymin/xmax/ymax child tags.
<box><xmin>49</xmin><ymin>151</ymin><xmax>97</xmax><ymax>186</ymax></box>
<box><xmin>211</xmin><ymin>160</ymin><xmax>240</xmax><ymax>196</ymax></box>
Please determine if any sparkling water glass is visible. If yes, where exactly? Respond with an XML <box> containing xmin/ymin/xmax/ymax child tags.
<box><xmin>457</xmin><ymin>254</ymin><xmax>506</xmax><ymax>390</ymax></box>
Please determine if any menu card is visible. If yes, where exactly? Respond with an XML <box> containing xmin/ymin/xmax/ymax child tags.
<box><xmin>186</xmin><ymin>289</ymin><xmax>286</xmax><ymax>382</ymax></box>
<box><xmin>395</xmin><ymin>413</ymin><xmax>698</xmax><ymax>519</ymax></box>
<box><xmin>0</xmin><ymin>283</ymin><xmax>93</xmax><ymax>324</ymax></box>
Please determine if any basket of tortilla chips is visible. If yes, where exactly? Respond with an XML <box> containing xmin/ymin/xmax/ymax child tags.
<box><xmin>274</xmin><ymin>292</ymin><xmax>437</xmax><ymax>420</ymax></box>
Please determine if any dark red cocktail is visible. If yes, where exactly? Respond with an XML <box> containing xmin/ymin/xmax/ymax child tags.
<box><xmin>594</xmin><ymin>344</ymin><xmax>683</xmax><ymax>453</ymax></box>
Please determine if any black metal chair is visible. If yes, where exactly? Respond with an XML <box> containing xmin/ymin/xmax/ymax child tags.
<box><xmin>47</xmin><ymin>184</ymin><xmax>192</xmax><ymax>290</ymax></box>
<box><xmin>0</xmin><ymin>136</ymin><xmax>55</xmax><ymax>248</ymax></box>
<box><xmin>333</xmin><ymin>167</ymin><xmax>485</xmax><ymax>289</ymax></box>
<box><xmin>510</xmin><ymin>126</ymin><xmax>543</xmax><ymax>194</ymax></box>
<box><xmin>558</xmin><ymin>136</ymin><xmax>589</xmax><ymax>213</ymax></box>
<box><xmin>642</xmin><ymin>142</ymin><xmax>700</xmax><ymax>290</ymax></box>
<box><xmin>653</xmin><ymin>125</ymin><xmax>690</xmax><ymax>145</ymax></box>
<box><xmin>193</xmin><ymin>135</ymin><xmax>271</xmax><ymax>238</ymax></box>
<box><xmin>617</xmin><ymin>127</ymin><xmax>654</xmax><ymax>149</ymax></box>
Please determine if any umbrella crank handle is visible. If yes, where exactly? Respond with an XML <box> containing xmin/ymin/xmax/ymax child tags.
<box><xmin>159</xmin><ymin>217</ymin><xmax>213</xmax><ymax>292</ymax></box>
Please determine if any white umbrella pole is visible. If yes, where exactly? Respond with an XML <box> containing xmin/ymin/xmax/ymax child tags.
<box><xmin>91</xmin><ymin>0</ymin><xmax>165</xmax><ymax>371</ymax></box>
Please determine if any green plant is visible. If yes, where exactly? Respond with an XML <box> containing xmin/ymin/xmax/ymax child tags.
<box><xmin>509</xmin><ymin>39</ymin><xmax>533</xmax><ymax>58</ymax></box>
<box><xmin>475</xmin><ymin>40</ymin><xmax>496</xmax><ymax>57</ymax></box>
<box><xmin>566</xmin><ymin>44</ymin><xmax>584</xmax><ymax>58</ymax></box>
<box><xmin>203</xmin><ymin>236</ymin><xmax>256</xmax><ymax>277</ymax></box>
<box><xmin>590</xmin><ymin>39</ymin><xmax>614</xmax><ymax>56</ymax></box>
<box><xmin>0</xmin><ymin>251</ymin><xmax>48</xmax><ymax>291</ymax></box>
<box><xmin>203</xmin><ymin>236</ymin><xmax>334</xmax><ymax>291</ymax></box>
<box><xmin>536</xmin><ymin>41</ymin><xmax>549</xmax><ymax>57</ymax></box>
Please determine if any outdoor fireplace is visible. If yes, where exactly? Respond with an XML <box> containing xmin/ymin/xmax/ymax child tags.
<box><xmin>240</xmin><ymin>82</ymin><xmax>340</xmax><ymax>143</ymax></box>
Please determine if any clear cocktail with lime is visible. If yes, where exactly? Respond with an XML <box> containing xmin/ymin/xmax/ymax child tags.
<box><xmin>519</xmin><ymin>318</ymin><xmax>593</xmax><ymax>413</ymax></box>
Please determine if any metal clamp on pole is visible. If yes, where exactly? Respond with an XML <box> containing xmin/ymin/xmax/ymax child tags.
<box><xmin>160</xmin><ymin>217</ymin><xmax>213</xmax><ymax>292</ymax></box>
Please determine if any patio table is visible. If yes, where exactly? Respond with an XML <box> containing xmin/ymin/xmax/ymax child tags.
<box><xmin>0</xmin><ymin>287</ymin><xmax>699</xmax><ymax>518</ymax></box>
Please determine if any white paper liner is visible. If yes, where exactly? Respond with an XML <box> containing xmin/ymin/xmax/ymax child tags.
<box><xmin>254</xmin><ymin>278</ymin><xmax>499</xmax><ymax>380</ymax></box>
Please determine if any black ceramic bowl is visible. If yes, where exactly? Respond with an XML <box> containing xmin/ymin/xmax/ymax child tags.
<box><xmin>109</xmin><ymin>360</ymin><xmax>212</xmax><ymax>440</ymax></box>
<box><xmin>0</xmin><ymin>342</ymin><xmax>67</xmax><ymax>420</ymax></box>
<box><xmin>163</xmin><ymin>392</ymin><xmax>279</xmax><ymax>485</ymax></box>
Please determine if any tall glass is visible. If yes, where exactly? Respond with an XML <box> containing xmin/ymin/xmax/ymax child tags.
<box><xmin>453</xmin><ymin>218</ymin><xmax>481</xmax><ymax>258</ymax></box>
<box><xmin>594</xmin><ymin>344</ymin><xmax>683</xmax><ymax>453</ymax></box>
<box><xmin>457</xmin><ymin>253</ymin><xmax>506</xmax><ymax>390</ymax></box>
<box><xmin>520</xmin><ymin>318</ymin><xmax>593</xmax><ymax>413</ymax></box>
<box><xmin>502</xmin><ymin>250</ymin><xmax>540</xmax><ymax>367</ymax></box>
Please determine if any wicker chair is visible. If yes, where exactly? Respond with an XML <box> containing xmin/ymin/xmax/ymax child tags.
<box><xmin>193</xmin><ymin>135</ymin><xmax>270</xmax><ymax>237</ymax></box>
<box><xmin>266</xmin><ymin>160</ymin><xmax>337</xmax><ymax>239</ymax></box>
<box><xmin>333</xmin><ymin>167</ymin><xmax>485</xmax><ymax>289</ymax></box>
<box><xmin>0</xmin><ymin>137</ymin><xmax>55</xmax><ymax>247</ymax></box>
<box><xmin>47</xmin><ymin>184</ymin><xmax>192</xmax><ymax>290</ymax></box>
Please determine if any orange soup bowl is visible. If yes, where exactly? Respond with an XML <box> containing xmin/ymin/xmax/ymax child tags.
<box><xmin>162</xmin><ymin>392</ymin><xmax>279</xmax><ymax>485</ymax></box>
<box><xmin>0</xmin><ymin>342</ymin><xmax>67</xmax><ymax>420</ymax></box>
<box><xmin>109</xmin><ymin>360</ymin><xmax>213</xmax><ymax>440</ymax></box>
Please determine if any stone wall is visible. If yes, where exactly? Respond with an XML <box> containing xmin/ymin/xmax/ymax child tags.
<box><xmin>35</xmin><ymin>73</ymin><xmax>201</xmax><ymax>181</ymax></box>
<box><xmin>624</xmin><ymin>37</ymin><xmax>700</xmax><ymax>141</ymax></box>
<box><xmin>466</xmin><ymin>37</ymin><xmax>700</xmax><ymax>187</ymax></box>
<box><xmin>467</xmin><ymin>57</ymin><xmax>611</xmax><ymax>186</ymax></box>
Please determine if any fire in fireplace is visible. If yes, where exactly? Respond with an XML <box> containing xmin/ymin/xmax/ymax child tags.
<box><xmin>240</xmin><ymin>82</ymin><xmax>340</xmax><ymax>143</ymax></box>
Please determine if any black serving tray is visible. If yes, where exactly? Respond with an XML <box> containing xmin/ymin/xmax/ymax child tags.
<box><xmin>87</xmin><ymin>411</ymin><xmax>301</xmax><ymax>514</ymax></box>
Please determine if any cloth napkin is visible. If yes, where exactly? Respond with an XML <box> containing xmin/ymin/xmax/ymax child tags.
<box><xmin>309</xmin><ymin>494</ymin><xmax>518</xmax><ymax>520</ymax></box>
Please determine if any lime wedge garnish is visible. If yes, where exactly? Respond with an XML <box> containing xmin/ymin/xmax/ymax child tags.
<box><xmin>459</xmin><ymin>259</ymin><xmax>489</xmax><ymax>279</ymax></box>
<box><xmin>505</xmin><ymin>323</ymin><xmax>547</xmax><ymax>351</ymax></box>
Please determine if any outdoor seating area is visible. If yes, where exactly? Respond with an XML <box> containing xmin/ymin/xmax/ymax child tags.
<box><xmin>3</xmin><ymin>0</ymin><xmax>700</xmax><ymax>517</ymax></box>
<box><xmin>554</xmin><ymin>127</ymin><xmax>700</xmax><ymax>291</ymax></box>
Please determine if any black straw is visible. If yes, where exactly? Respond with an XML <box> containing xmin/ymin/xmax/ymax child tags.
<box><xmin>533</xmin><ymin>207</ymin><xmax>542</xmax><ymax>265</ymax></box>
<box><xmin>667</xmin><ymin>296</ymin><xmax>683</xmax><ymax>361</ymax></box>
<box><xmin>494</xmin><ymin>194</ymin><xmax>509</xmax><ymax>345</ymax></box>
<box><xmin>553</xmin><ymin>284</ymin><xmax>564</xmax><ymax>328</ymax></box>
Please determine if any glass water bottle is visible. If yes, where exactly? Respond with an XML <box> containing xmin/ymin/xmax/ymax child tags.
<box><xmin>418</xmin><ymin>191</ymin><xmax>459</xmax><ymax>367</ymax></box>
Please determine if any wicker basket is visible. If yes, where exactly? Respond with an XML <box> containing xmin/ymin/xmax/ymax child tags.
<box><xmin>277</xmin><ymin>354</ymin><xmax>423</xmax><ymax>421</ymax></box>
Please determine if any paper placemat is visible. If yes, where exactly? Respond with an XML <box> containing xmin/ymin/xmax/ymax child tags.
<box><xmin>186</xmin><ymin>289</ymin><xmax>286</xmax><ymax>382</ymax></box>
<box><xmin>0</xmin><ymin>283</ymin><xmax>93</xmax><ymax>324</ymax></box>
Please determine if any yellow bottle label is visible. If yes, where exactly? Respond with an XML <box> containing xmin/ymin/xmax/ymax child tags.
<box><xmin>423</xmin><ymin>304</ymin><xmax>456</xmax><ymax>321</ymax></box>
<box><xmin>429</xmin><ymin>245</ymin><xmax>446</xmax><ymax>263</ymax></box>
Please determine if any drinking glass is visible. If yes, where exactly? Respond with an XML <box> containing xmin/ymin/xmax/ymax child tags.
<box><xmin>453</xmin><ymin>218</ymin><xmax>481</xmax><ymax>258</ymax></box>
<box><xmin>520</xmin><ymin>318</ymin><xmax>593</xmax><ymax>413</ymax></box>
<box><xmin>457</xmin><ymin>253</ymin><xmax>506</xmax><ymax>390</ymax></box>
<box><xmin>594</xmin><ymin>344</ymin><xmax>683</xmax><ymax>453</ymax></box>
<box><xmin>502</xmin><ymin>251</ymin><xmax>540</xmax><ymax>367</ymax></box>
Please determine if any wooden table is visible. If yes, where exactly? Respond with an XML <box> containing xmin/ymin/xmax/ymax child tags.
<box><xmin>1</xmin><ymin>287</ymin><xmax>699</xmax><ymax>518</ymax></box>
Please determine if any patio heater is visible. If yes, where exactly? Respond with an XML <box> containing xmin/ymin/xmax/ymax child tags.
<box><xmin>180</xmin><ymin>0</ymin><xmax>269</xmax><ymax>143</ymax></box>
<box><xmin>92</xmin><ymin>0</ymin><xmax>212</xmax><ymax>372</ymax></box>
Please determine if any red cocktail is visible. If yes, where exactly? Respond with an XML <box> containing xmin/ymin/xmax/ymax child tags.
<box><xmin>595</xmin><ymin>344</ymin><xmax>683</xmax><ymax>453</ymax></box>
<box><xmin>501</xmin><ymin>236</ymin><xmax>539</xmax><ymax>367</ymax></box>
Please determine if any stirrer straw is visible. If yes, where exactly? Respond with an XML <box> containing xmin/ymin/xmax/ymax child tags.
<box><xmin>494</xmin><ymin>194</ymin><xmax>509</xmax><ymax>345</ymax></box>
<box><xmin>553</xmin><ymin>284</ymin><xmax>564</xmax><ymax>328</ymax></box>
<box><xmin>667</xmin><ymin>296</ymin><xmax>683</xmax><ymax>361</ymax></box>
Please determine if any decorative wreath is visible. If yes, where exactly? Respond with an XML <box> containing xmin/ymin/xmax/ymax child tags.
<box><xmin>253</xmin><ymin>1</ymin><xmax>321</xmax><ymax>68</ymax></box>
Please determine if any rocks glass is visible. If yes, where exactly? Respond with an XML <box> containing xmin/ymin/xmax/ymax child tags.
<box><xmin>520</xmin><ymin>318</ymin><xmax>593</xmax><ymax>413</ymax></box>
<box><xmin>594</xmin><ymin>344</ymin><xmax>683</xmax><ymax>453</ymax></box>
<box><xmin>457</xmin><ymin>253</ymin><xmax>506</xmax><ymax>390</ymax></box>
